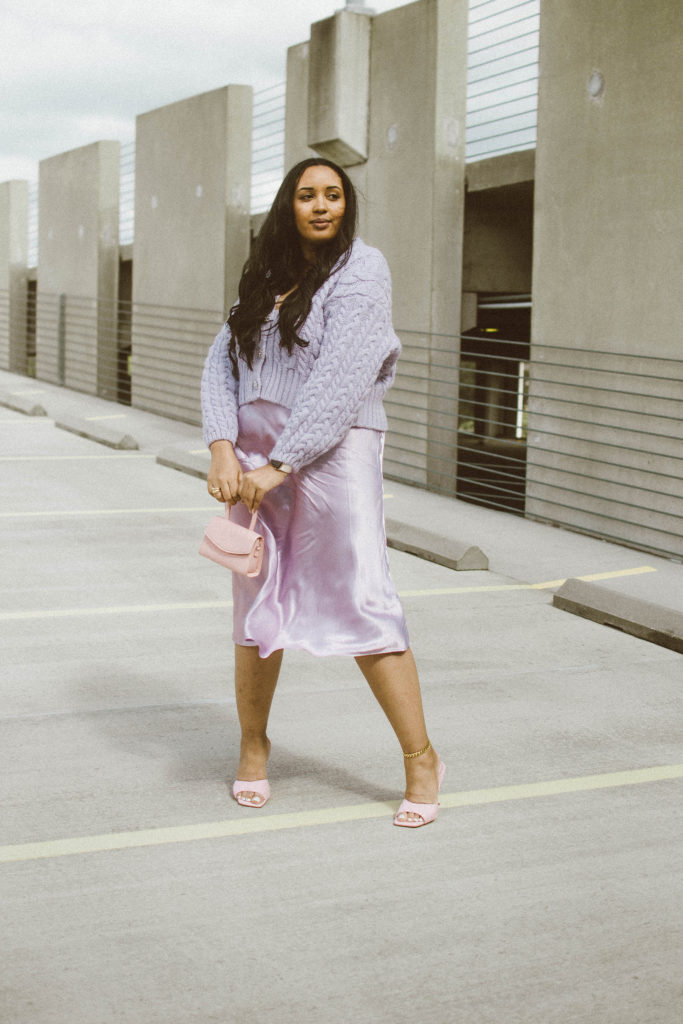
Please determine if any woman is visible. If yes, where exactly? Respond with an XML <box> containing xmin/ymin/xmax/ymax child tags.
<box><xmin>201</xmin><ymin>158</ymin><xmax>444</xmax><ymax>827</ymax></box>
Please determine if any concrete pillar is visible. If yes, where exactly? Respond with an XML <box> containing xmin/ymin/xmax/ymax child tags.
<box><xmin>35</xmin><ymin>141</ymin><xmax>120</xmax><ymax>397</ymax></box>
<box><xmin>286</xmin><ymin>0</ymin><xmax>468</xmax><ymax>491</ymax></box>
<box><xmin>353</xmin><ymin>0</ymin><xmax>467</xmax><ymax>490</ymax></box>
<box><xmin>308</xmin><ymin>10</ymin><xmax>371</xmax><ymax>165</ymax></box>
<box><xmin>0</xmin><ymin>181</ymin><xmax>29</xmax><ymax>373</ymax></box>
<box><xmin>284</xmin><ymin>43</ymin><xmax>318</xmax><ymax>171</ymax></box>
<box><xmin>528</xmin><ymin>0</ymin><xmax>683</xmax><ymax>557</ymax></box>
<box><xmin>131</xmin><ymin>86</ymin><xmax>252</xmax><ymax>423</ymax></box>
<box><xmin>461</xmin><ymin>292</ymin><xmax>478</xmax><ymax>334</ymax></box>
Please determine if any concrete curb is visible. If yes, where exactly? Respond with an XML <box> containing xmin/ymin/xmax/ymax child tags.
<box><xmin>385</xmin><ymin>518</ymin><xmax>489</xmax><ymax>571</ymax></box>
<box><xmin>553</xmin><ymin>578</ymin><xmax>683</xmax><ymax>654</ymax></box>
<box><xmin>0</xmin><ymin>392</ymin><xmax>48</xmax><ymax>417</ymax></box>
<box><xmin>157</xmin><ymin>446</ymin><xmax>210</xmax><ymax>479</ymax></box>
<box><xmin>155</xmin><ymin>448</ymin><xmax>490</xmax><ymax>571</ymax></box>
<box><xmin>55</xmin><ymin>416</ymin><xmax>139</xmax><ymax>450</ymax></box>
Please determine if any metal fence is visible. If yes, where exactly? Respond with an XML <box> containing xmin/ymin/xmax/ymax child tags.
<box><xmin>251</xmin><ymin>82</ymin><xmax>286</xmax><ymax>215</ymax></box>
<box><xmin>119</xmin><ymin>141</ymin><xmax>135</xmax><ymax>247</ymax></box>
<box><xmin>6</xmin><ymin>283</ymin><xmax>680</xmax><ymax>560</ymax></box>
<box><xmin>27</xmin><ymin>182</ymin><xmax>39</xmax><ymax>268</ymax></box>
<box><xmin>466</xmin><ymin>0</ymin><xmax>539</xmax><ymax>161</ymax></box>
<box><xmin>386</xmin><ymin>327</ymin><xmax>682</xmax><ymax>560</ymax></box>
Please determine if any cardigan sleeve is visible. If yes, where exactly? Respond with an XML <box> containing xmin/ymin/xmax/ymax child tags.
<box><xmin>201</xmin><ymin>323</ymin><xmax>239</xmax><ymax>447</ymax></box>
<box><xmin>269</xmin><ymin>248</ymin><xmax>399</xmax><ymax>471</ymax></box>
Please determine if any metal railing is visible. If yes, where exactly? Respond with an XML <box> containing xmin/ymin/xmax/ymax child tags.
<box><xmin>15</xmin><ymin>288</ymin><xmax>221</xmax><ymax>419</ymax></box>
<box><xmin>119</xmin><ymin>141</ymin><xmax>135</xmax><ymax>247</ymax></box>
<box><xmin>28</xmin><ymin>182</ymin><xmax>38</xmax><ymax>268</ymax></box>
<box><xmin>467</xmin><ymin>0</ymin><xmax>539</xmax><ymax>161</ymax></box>
<box><xmin>386</xmin><ymin>327</ymin><xmax>682</xmax><ymax>560</ymax></box>
<box><xmin>251</xmin><ymin>82</ymin><xmax>286</xmax><ymax>215</ymax></box>
<box><xmin>5</xmin><ymin>284</ymin><xmax>680</xmax><ymax>560</ymax></box>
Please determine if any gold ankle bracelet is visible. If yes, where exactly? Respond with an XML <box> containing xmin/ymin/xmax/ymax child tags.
<box><xmin>403</xmin><ymin>739</ymin><xmax>431</xmax><ymax>759</ymax></box>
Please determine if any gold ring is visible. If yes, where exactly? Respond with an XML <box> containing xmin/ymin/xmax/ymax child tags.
<box><xmin>210</xmin><ymin>486</ymin><xmax>221</xmax><ymax>494</ymax></box>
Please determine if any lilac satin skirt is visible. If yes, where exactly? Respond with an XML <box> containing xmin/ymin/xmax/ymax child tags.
<box><xmin>230</xmin><ymin>400</ymin><xmax>409</xmax><ymax>658</ymax></box>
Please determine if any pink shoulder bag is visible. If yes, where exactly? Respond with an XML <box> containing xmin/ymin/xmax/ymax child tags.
<box><xmin>199</xmin><ymin>505</ymin><xmax>264</xmax><ymax>577</ymax></box>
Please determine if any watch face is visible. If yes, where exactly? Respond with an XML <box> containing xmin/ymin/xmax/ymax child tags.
<box><xmin>270</xmin><ymin>459</ymin><xmax>283</xmax><ymax>469</ymax></box>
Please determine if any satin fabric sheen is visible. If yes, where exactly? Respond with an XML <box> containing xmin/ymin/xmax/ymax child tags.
<box><xmin>230</xmin><ymin>400</ymin><xmax>410</xmax><ymax>658</ymax></box>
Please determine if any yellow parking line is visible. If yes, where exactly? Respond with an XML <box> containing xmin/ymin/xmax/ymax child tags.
<box><xmin>400</xmin><ymin>565</ymin><xmax>656</xmax><ymax>597</ymax></box>
<box><xmin>0</xmin><ymin>417</ymin><xmax>50</xmax><ymax>424</ymax></box>
<box><xmin>0</xmin><ymin>763</ymin><xmax>680</xmax><ymax>864</ymax></box>
<box><xmin>0</xmin><ymin>566</ymin><xmax>657</xmax><ymax>621</ymax></box>
<box><xmin>84</xmin><ymin>414</ymin><xmax>128</xmax><ymax>421</ymax></box>
<box><xmin>0</xmin><ymin>600</ymin><xmax>233</xmax><ymax>621</ymax></box>
<box><xmin>530</xmin><ymin>566</ymin><xmax>657</xmax><ymax>589</ymax></box>
<box><xmin>400</xmin><ymin>584</ymin><xmax>528</xmax><ymax>596</ymax></box>
<box><xmin>0</xmin><ymin>504</ymin><xmax>212</xmax><ymax>518</ymax></box>
<box><xmin>9</xmin><ymin>389</ymin><xmax>46</xmax><ymax>395</ymax></box>
<box><xmin>0</xmin><ymin>454</ymin><xmax>155</xmax><ymax>463</ymax></box>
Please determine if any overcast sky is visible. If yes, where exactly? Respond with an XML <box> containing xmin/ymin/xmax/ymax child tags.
<box><xmin>0</xmin><ymin>0</ymin><xmax>413</xmax><ymax>183</ymax></box>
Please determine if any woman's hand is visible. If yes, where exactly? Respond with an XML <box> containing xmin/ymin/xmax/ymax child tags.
<box><xmin>239</xmin><ymin>464</ymin><xmax>288</xmax><ymax>514</ymax></box>
<box><xmin>207</xmin><ymin>440</ymin><xmax>242</xmax><ymax>504</ymax></box>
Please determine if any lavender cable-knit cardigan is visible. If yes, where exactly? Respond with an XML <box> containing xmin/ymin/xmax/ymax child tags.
<box><xmin>200</xmin><ymin>239</ymin><xmax>401</xmax><ymax>472</ymax></box>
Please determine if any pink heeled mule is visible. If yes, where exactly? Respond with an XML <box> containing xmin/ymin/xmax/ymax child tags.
<box><xmin>232</xmin><ymin>779</ymin><xmax>270</xmax><ymax>808</ymax></box>
<box><xmin>394</xmin><ymin>757</ymin><xmax>446</xmax><ymax>829</ymax></box>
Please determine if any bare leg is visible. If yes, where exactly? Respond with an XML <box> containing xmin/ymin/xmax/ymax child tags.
<box><xmin>234</xmin><ymin>644</ymin><xmax>283</xmax><ymax>803</ymax></box>
<box><xmin>355</xmin><ymin>648</ymin><xmax>441</xmax><ymax>815</ymax></box>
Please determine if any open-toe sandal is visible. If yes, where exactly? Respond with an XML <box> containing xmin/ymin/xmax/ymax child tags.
<box><xmin>394</xmin><ymin>742</ymin><xmax>445</xmax><ymax>828</ymax></box>
<box><xmin>232</xmin><ymin>779</ymin><xmax>270</xmax><ymax>808</ymax></box>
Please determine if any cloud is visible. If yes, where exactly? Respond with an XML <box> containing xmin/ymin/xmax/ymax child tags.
<box><xmin>0</xmin><ymin>0</ymin><xmax>410</xmax><ymax>182</ymax></box>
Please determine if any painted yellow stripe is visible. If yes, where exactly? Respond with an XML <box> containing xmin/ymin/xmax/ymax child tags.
<box><xmin>0</xmin><ymin>504</ymin><xmax>212</xmax><ymax>517</ymax></box>
<box><xmin>189</xmin><ymin>448</ymin><xmax>209</xmax><ymax>455</ymax></box>
<box><xmin>0</xmin><ymin>763</ymin><xmax>680</xmax><ymax>864</ymax></box>
<box><xmin>530</xmin><ymin>566</ymin><xmax>657</xmax><ymax>589</ymax></box>
<box><xmin>0</xmin><ymin>417</ymin><xmax>50</xmax><ymax>424</ymax></box>
<box><xmin>0</xmin><ymin>566</ymin><xmax>657</xmax><ymax>622</ymax></box>
<box><xmin>400</xmin><ymin>584</ymin><xmax>533</xmax><ymax>596</ymax></box>
<box><xmin>439</xmin><ymin>763</ymin><xmax>683</xmax><ymax>807</ymax></box>
<box><xmin>0</xmin><ymin>454</ymin><xmax>155</xmax><ymax>463</ymax></box>
<box><xmin>399</xmin><ymin>565</ymin><xmax>656</xmax><ymax>598</ymax></box>
<box><xmin>0</xmin><ymin>600</ymin><xmax>233</xmax><ymax>622</ymax></box>
<box><xmin>9</xmin><ymin>389</ymin><xmax>46</xmax><ymax>396</ymax></box>
<box><xmin>84</xmin><ymin>414</ymin><xmax>128</xmax><ymax>421</ymax></box>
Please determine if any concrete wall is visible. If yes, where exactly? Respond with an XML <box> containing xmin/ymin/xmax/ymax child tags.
<box><xmin>131</xmin><ymin>86</ymin><xmax>252</xmax><ymax>423</ymax></box>
<box><xmin>290</xmin><ymin>0</ymin><xmax>468</xmax><ymax>490</ymax></box>
<box><xmin>463</xmin><ymin>152</ymin><xmax>534</xmax><ymax>295</ymax></box>
<box><xmin>462</xmin><ymin>181</ymin><xmax>533</xmax><ymax>295</ymax></box>
<box><xmin>35</xmin><ymin>142</ymin><xmax>120</xmax><ymax>395</ymax></box>
<box><xmin>0</xmin><ymin>180</ymin><xmax>29</xmax><ymax>373</ymax></box>
<box><xmin>527</xmin><ymin>0</ymin><xmax>683</xmax><ymax>557</ymax></box>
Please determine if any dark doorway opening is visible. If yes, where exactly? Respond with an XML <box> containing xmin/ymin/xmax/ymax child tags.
<box><xmin>117</xmin><ymin>258</ymin><xmax>132</xmax><ymax>405</ymax></box>
<box><xmin>457</xmin><ymin>295</ymin><xmax>530</xmax><ymax>514</ymax></box>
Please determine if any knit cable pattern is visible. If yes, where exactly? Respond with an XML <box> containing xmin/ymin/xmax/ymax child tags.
<box><xmin>201</xmin><ymin>240</ymin><xmax>401</xmax><ymax>470</ymax></box>
<box><xmin>200</xmin><ymin>322</ymin><xmax>239</xmax><ymax>446</ymax></box>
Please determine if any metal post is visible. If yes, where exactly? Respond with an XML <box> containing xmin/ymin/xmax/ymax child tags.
<box><xmin>57</xmin><ymin>293</ymin><xmax>66</xmax><ymax>386</ymax></box>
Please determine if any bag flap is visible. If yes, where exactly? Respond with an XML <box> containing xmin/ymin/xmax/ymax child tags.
<box><xmin>204</xmin><ymin>516</ymin><xmax>261</xmax><ymax>556</ymax></box>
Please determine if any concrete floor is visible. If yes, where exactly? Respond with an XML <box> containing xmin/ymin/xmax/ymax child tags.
<box><xmin>1</xmin><ymin>406</ymin><xmax>682</xmax><ymax>1024</ymax></box>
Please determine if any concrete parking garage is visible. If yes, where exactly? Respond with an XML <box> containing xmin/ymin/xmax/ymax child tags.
<box><xmin>1</xmin><ymin>394</ymin><xmax>681</xmax><ymax>1024</ymax></box>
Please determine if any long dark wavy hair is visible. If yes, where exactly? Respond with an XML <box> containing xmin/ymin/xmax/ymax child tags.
<box><xmin>226</xmin><ymin>158</ymin><xmax>358</xmax><ymax>378</ymax></box>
